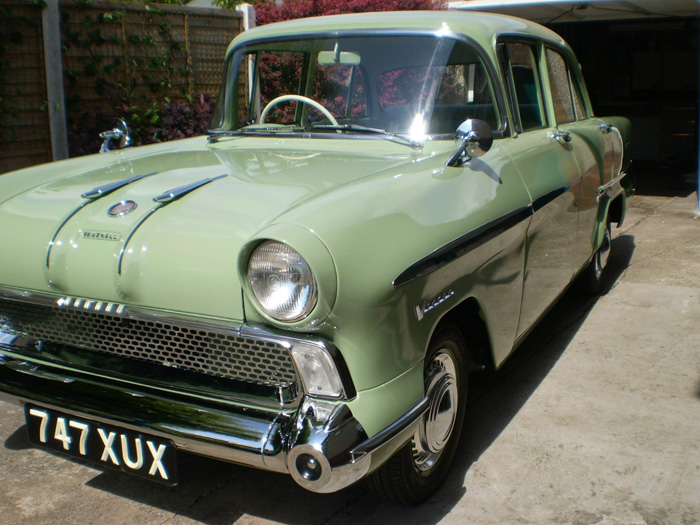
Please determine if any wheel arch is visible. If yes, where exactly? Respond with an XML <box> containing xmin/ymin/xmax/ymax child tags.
<box><xmin>608</xmin><ymin>193</ymin><xmax>626</xmax><ymax>226</ymax></box>
<box><xmin>433</xmin><ymin>296</ymin><xmax>493</xmax><ymax>373</ymax></box>
<box><xmin>594</xmin><ymin>192</ymin><xmax>626</xmax><ymax>249</ymax></box>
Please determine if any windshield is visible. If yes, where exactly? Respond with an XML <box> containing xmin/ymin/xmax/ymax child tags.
<box><xmin>210</xmin><ymin>34</ymin><xmax>499</xmax><ymax>139</ymax></box>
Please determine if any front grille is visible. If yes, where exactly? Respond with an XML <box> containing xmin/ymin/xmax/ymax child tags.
<box><xmin>0</xmin><ymin>297</ymin><xmax>297</xmax><ymax>388</ymax></box>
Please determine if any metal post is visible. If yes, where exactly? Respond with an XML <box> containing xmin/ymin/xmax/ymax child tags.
<box><xmin>237</xmin><ymin>3</ymin><xmax>257</xmax><ymax>109</ymax></box>
<box><xmin>42</xmin><ymin>0</ymin><xmax>69</xmax><ymax>161</ymax></box>
<box><xmin>236</xmin><ymin>3</ymin><xmax>257</xmax><ymax>32</ymax></box>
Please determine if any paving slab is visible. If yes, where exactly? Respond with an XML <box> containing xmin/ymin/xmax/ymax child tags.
<box><xmin>2</xmin><ymin>192</ymin><xmax>699</xmax><ymax>524</ymax></box>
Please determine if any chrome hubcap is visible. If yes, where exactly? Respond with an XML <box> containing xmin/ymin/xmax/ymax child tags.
<box><xmin>412</xmin><ymin>351</ymin><xmax>459</xmax><ymax>472</ymax></box>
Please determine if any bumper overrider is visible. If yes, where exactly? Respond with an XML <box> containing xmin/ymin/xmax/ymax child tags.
<box><xmin>0</xmin><ymin>292</ymin><xmax>426</xmax><ymax>493</ymax></box>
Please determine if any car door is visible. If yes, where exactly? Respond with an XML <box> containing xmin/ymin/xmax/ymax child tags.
<box><xmin>498</xmin><ymin>41</ymin><xmax>584</xmax><ymax>339</ymax></box>
<box><xmin>543</xmin><ymin>46</ymin><xmax>618</xmax><ymax>272</ymax></box>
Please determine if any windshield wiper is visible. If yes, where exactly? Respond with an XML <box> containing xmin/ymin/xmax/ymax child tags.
<box><xmin>208</xmin><ymin>124</ymin><xmax>302</xmax><ymax>142</ymax></box>
<box><xmin>310</xmin><ymin>124</ymin><xmax>424</xmax><ymax>149</ymax></box>
<box><xmin>208</xmin><ymin>126</ymin><xmax>309</xmax><ymax>138</ymax></box>
<box><xmin>209</xmin><ymin>124</ymin><xmax>424</xmax><ymax>149</ymax></box>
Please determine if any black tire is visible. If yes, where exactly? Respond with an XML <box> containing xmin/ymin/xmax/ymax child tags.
<box><xmin>363</xmin><ymin>325</ymin><xmax>468</xmax><ymax>505</ymax></box>
<box><xmin>582</xmin><ymin>220</ymin><xmax>612</xmax><ymax>295</ymax></box>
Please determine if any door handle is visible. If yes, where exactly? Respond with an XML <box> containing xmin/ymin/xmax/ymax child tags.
<box><xmin>550</xmin><ymin>131</ymin><xmax>571</xmax><ymax>144</ymax></box>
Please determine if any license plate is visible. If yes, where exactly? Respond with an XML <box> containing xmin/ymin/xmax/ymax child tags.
<box><xmin>25</xmin><ymin>404</ymin><xmax>177</xmax><ymax>485</ymax></box>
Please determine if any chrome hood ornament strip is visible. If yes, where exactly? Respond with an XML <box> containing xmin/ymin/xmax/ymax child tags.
<box><xmin>81</xmin><ymin>172</ymin><xmax>158</xmax><ymax>199</ymax></box>
<box><xmin>46</xmin><ymin>172</ymin><xmax>159</xmax><ymax>268</ymax></box>
<box><xmin>152</xmin><ymin>174</ymin><xmax>228</xmax><ymax>203</ymax></box>
<box><xmin>118</xmin><ymin>174</ymin><xmax>228</xmax><ymax>274</ymax></box>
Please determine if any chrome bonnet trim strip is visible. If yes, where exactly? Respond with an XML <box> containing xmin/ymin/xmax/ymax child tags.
<box><xmin>46</xmin><ymin>172</ymin><xmax>159</xmax><ymax>268</ymax></box>
<box><xmin>118</xmin><ymin>174</ymin><xmax>228</xmax><ymax>274</ymax></box>
<box><xmin>152</xmin><ymin>174</ymin><xmax>227</xmax><ymax>203</ymax></box>
<box><xmin>81</xmin><ymin>171</ymin><xmax>158</xmax><ymax>199</ymax></box>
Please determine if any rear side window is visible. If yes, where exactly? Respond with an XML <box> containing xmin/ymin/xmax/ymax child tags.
<box><xmin>546</xmin><ymin>48</ymin><xmax>577</xmax><ymax>124</ymax></box>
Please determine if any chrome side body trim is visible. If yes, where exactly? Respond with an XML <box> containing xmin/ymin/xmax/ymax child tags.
<box><xmin>532</xmin><ymin>185</ymin><xmax>571</xmax><ymax>212</ymax></box>
<box><xmin>394</xmin><ymin>179</ymin><xmax>576</xmax><ymax>288</ymax></box>
<box><xmin>393</xmin><ymin>205</ymin><xmax>532</xmax><ymax>287</ymax></box>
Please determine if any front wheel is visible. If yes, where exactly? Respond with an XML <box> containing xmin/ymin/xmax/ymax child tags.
<box><xmin>363</xmin><ymin>325</ymin><xmax>468</xmax><ymax>505</ymax></box>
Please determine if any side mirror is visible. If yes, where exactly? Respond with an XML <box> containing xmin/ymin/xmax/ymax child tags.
<box><xmin>99</xmin><ymin>118</ymin><xmax>132</xmax><ymax>153</ymax></box>
<box><xmin>446</xmin><ymin>119</ymin><xmax>493</xmax><ymax>167</ymax></box>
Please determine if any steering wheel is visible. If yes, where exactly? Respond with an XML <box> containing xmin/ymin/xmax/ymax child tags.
<box><xmin>260</xmin><ymin>95</ymin><xmax>339</xmax><ymax>127</ymax></box>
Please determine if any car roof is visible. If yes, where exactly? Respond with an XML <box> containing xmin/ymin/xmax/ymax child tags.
<box><xmin>226</xmin><ymin>10</ymin><xmax>567</xmax><ymax>57</ymax></box>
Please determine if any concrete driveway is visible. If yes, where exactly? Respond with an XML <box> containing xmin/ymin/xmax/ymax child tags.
<box><xmin>1</xmin><ymin>191</ymin><xmax>699</xmax><ymax>524</ymax></box>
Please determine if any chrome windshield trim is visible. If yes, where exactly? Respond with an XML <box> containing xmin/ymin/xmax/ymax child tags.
<box><xmin>222</xmin><ymin>29</ymin><xmax>509</xmax><ymax>138</ymax></box>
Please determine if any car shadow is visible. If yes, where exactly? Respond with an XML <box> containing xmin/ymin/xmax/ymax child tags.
<box><xmin>435</xmin><ymin>232</ymin><xmax>635</xmax><ymax>509</ymax></box>
<box><xmin>2</xmin><ymin>235</ymin><xmax>636</xmax><ymax>524</ymax></box>
<box><xmin>4</xmin><ymin>424</ymin><xmax>33</xmax><ymax>451</ymax></box>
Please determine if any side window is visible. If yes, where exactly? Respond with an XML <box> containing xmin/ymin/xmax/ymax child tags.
<box><xmin>571</xmin><ymin>72</ymin><xmax>586</xmax><ymax>119</ymax></box>
<box><xmin>505</xmin><ymin>42</ymin><xmax>546</xmax><ymax>132</ymax></box>
<box><xmin>376</xmin><ymin>41</ymin><xmax>497</xmax><ymax>134</ymax></box>
<box><xmin>545</xmin><ymin>48</ymin><xmax>576</xmax><ymax>124</ymax></box>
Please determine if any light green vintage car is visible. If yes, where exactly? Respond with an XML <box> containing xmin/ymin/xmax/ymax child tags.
<box><xmin>0</xmin><ymin>11</ymin><xmax>631</xmax><ymax>504</ymax></box>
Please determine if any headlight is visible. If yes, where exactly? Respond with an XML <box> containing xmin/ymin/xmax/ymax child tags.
<box><xmin>247</xmin><ymin>241</ymin><xmax>318</xmax><ymax>322</ymax></box>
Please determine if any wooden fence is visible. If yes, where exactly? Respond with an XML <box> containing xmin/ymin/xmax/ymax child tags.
<box><xmin>0</xmin><ymin>0</ymin><xmax>243</xmax><ymax>174</ymax></box>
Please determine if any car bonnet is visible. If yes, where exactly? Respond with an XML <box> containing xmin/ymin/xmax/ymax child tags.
<box><xmin>0</xmin><ymin>141</ymin><xmax>412</xmax><ymax>321</ymax></box>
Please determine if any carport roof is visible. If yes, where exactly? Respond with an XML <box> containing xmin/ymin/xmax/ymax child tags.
<box><xmin>449</xmin><ymin>0</ymin><xmax>699</xmax><ymax>24</ymax></box>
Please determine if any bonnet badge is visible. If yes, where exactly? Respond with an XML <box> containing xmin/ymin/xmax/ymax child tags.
<box><xmin>108</xmin><ymin>200</ymin><xmax>138</xmax><ymax>217</ymax></box>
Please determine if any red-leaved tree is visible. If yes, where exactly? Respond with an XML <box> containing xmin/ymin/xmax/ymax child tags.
<box><xmin>255</xmin><ymin>0</ymin><xmax>445</xmax><ymax>25</ymax></box>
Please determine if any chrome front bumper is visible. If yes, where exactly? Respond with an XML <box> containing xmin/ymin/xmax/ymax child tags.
<box><xmin>0</xmin><ymin>351</ymin><xmax>426</xmax><ymax>493</ymax></box>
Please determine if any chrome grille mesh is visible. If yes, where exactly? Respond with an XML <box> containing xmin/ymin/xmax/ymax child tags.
<box><xmin>0</xmin><ymin>298</ymin><xmax>297</xmax><ymax>387</ymax></box>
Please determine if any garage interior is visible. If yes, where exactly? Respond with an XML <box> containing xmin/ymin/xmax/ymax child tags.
<box><xmin>451</xmin><ymin>0</ymin><xmax>699</xmax><ymax>198</ymax></box>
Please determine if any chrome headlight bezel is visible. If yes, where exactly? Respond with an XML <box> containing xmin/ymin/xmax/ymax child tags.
<box><xmin>239</xmin><ymin>225</ymin><xmax>337</xmax><ymax>329</ymax></box>
<box><xmin>246</xmin><ymin>240</ymin><xmax>318</xmax><ymax>323</ymax></box>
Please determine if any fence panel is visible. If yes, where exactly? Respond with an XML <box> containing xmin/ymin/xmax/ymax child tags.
<box><xmin>0</xmin><ymin>0</ymin><xmax>242</xmax><ymax>174</ymax></box>
<box><xmin>0</xmin><ymin>1</ymin><xmax>52</xmax><ymax>173</ymax></box>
